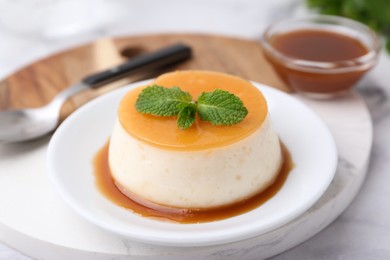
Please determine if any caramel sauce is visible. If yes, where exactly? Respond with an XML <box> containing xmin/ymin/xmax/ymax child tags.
<box><xmin>118</xmin><ymin>71</ymin><xmax>267</xmax><ymax>151</ymax></box>
<box><xmin>93</xmin><ymin>141</ymin><xmax>293</xmax><ymax>223</ymax></box>
<box><xmin>265</xmin><ymin>29</ymin><xmax>370</xmax><ymax>94</ymax></box>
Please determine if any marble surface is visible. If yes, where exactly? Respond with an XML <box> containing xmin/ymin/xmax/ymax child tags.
<box><xmin>0</xmin><ymin>0</ymin><xmax>389</xmax><ymax>259</ymax></box>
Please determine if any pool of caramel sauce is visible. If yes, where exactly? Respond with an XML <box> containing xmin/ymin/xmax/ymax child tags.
<box><xmin>93</xmin><ymin>142</ymin><xmax>293</xmax><ymax>223</ymax></box>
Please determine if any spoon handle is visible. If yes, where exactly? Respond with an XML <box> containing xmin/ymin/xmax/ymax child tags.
<box><xmin>82</xmin><ymin>43</ymin><xmax>192</xmax><ymax>87</ymax></box>
<box><xmin>50</xmin><ymin>43</ymin><xmax>191</xmax><ymax>110</ymax></box>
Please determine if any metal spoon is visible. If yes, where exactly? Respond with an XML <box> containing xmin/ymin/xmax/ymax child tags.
<box><xmin>0</xmin><ymin>43</ymin><xmax>192</xmax><ymax>143</ymax></box>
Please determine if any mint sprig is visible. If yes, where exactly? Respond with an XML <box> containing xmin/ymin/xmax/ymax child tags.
<box><xmin>135</xmin><ymin>85</ymin><xmax>248</xmax><ymax>129</ymax></box>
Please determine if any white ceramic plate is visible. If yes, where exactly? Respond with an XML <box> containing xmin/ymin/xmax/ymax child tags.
<box><xmin>47</xmin><ymin>80</ymin><xmax>337</xmax><ymax>247</ymax></box>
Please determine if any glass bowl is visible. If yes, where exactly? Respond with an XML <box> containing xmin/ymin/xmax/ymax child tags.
<box><xmin>262</xmin><ymin>15</ymin><xmax>381</xmax><ymax>98</ymax></box>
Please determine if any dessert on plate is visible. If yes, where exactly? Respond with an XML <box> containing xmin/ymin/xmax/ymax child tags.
<box><xmin>108</xmin><ymin>70</ymin><xmax>282</xmax><ymax>210</ymax></box>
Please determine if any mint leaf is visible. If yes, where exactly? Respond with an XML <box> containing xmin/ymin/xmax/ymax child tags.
<box><xmin>135</xmin><ymin>85</ymin><xmax>248</xmax><ymax>129</ymax></box>
<box><xmin>197</xmin><ymin>89</ymin><xmax>248</xmax><ymax>125</ymax></box>
<box><xmin>135</xmin><ymin>85</ymin><xmax>192</xmax><ymax>116</ymax></box>
<box><xmin>177</xmin><ymin>104</ymin><xmax>196</xmax><ymax>129</ymax></box>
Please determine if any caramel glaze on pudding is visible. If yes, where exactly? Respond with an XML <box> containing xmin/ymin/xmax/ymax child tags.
<box><xmin>118</xmin><ymin>71</ymin><xmax>267</xmax><ymax>149</ymax></box>
<box><xmin>106</xmin><ymin>70</ymin><xmax>287</xmax><ymax>216</ymax></box>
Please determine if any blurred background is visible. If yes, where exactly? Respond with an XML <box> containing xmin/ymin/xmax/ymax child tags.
<box><xmin>0</xmin><ymin>0</ymin><xmax>299</xmax><ymax>78</ymax></box>
<box><xmin>0</xmin><ymin>0</ymin><xmax>389</xmax><ymax>77</ymax></box>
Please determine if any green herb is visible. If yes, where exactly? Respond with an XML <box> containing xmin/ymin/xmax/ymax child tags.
<box><xmin>135</xmin><ymin>85</ymin><xmax>248</xmax><ymax>130</ymax></box>
<box><xmin>306</xmin><ymin>0</ymin><xmax>390</xmax><ymax>53</ymax></box>
<box><xmin>177</xmin><ymin>105</ymin><xmax>197</xmax><ymax>129</ymax></box>
<box><xmin>197</xmin><ymin>89</ymin><xmax>248</xmax><ymax>126</ymax></box>
<box><xmin>135</xmin><ymin>85</ymin><xmax>192</xmax><ymax>116</ymax></box>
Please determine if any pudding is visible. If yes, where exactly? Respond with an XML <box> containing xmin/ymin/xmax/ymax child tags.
<box><xmin>109</xmin><ymin>71</ymin><xmax>282</xmax><ymax>209</ymax></box>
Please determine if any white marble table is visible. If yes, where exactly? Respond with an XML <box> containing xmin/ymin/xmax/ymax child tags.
<box><xmin>0</xmin><ymin>0</ymin><xmax>389</xmax><ymax>259</ymax></box>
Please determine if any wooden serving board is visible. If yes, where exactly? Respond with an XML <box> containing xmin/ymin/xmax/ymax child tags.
<box><xmin>0</xmin><ymin>34</ymin><xmax>288</xmax><ymax>121</ymax></box>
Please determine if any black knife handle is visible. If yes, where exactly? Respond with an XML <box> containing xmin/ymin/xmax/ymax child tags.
<box><xmin>82</xmin><ymin>43</ymin><xmax>192</xmax><ymax>87</ymax></box>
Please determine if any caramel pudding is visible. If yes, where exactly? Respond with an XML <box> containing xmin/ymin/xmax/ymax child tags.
<box><xmin>95</xmin><ymin>142</ymin><xmax>292</xmax><ymax>223</ymax></box>
<box><xmin>108</xmin><ymin>71</ymin><xmax>283</xmax><ymax>210</ymax></box>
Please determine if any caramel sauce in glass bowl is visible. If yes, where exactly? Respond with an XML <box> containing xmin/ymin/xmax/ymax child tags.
<box><xmin>262</xmin><ymin>15</ymin><xmax>381</xmax><ymax>98</ymax></box>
